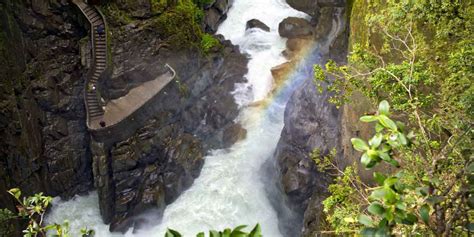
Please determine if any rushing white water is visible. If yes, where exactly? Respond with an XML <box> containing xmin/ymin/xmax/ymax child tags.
<box><xmin>46</xmin><ymin>0</ymin><xmax>310</xmax><ymax>236</ymax></box>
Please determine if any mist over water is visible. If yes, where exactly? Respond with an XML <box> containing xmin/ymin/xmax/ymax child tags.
<box><xmin>46</xmin><ymin>0</ymin><xmax>311</xmax><ymax>236</ymax></box>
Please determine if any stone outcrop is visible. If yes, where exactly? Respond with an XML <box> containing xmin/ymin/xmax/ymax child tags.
<box><xmin>203</xmin><ymin>0</ymin><xmax>233</xmax><ymax>33</ymax></box>
<box><xmin>273</xmin><ymin>0</ymin><xmax>350</xmax><ymax>236</ymax></box>
<box><xmin>0</xmin><ymin>0</ymin><xmax>93</xmax><ymax>209</ymax></box>
<box><xmin>246</xmin><ymin>19</ymin><xmax>270</xmax><ymax>32</ymax></box>
<box><xmin>0</xmin><ymin>0</ymin><xmax>247</xmax><ymax>234</ymax></box>
<box><xmin>278</xmin><ymin>17</ymin><xmax>313</xmax><ymax>39</ymax></box>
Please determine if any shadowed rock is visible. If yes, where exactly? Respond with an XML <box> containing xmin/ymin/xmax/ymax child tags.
<box><xmin>246</xmin><ymin>19</ymin><xmax>270</xmax><ymax>32</ymax></box>
<box><xmin>278</xmin><ymin>17</ymin><xmax>313</xmax><ymax>39</ymax></box>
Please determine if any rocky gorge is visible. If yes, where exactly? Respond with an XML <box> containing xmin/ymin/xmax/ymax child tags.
<box><xmin>0</xmin><ymin>0</ymin><xmax>366</xmax><ymax>236</ymax></box>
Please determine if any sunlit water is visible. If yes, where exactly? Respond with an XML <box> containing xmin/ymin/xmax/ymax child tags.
<box><xmin>46</xmin><ymin>0</ymin><xmax>310</xmax><ymax>236</ymax></box>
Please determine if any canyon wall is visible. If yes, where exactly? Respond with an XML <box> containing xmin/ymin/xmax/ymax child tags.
<box><xmin>0</xmin><ymin>0</ymin><xmax>247</xmax><ymax>233</ymax></box>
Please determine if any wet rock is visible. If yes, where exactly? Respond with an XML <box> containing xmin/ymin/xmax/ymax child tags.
<box><xmin>274</xmin><ymin>2</ymin><xmax>350</xmax><ymax>236</ymax></box>
<box><xmin>203</xmin><ymin>0</ymin><xmax>233</xmax><ymax>33</ymax></box>
<box><xmin>222</xmin><ymin>123</ymin><xmax>247</xmax><ymax>147</ymax></box>
<box><xmin>278</xmin><ymin>17</ymin><xmax>313</xmax><ymax>39</ymax></box>
<box><xmin>286</xmin><ymin>0</ymin><xmax>319</xmax><ymax>16</ymax></box>
<box><xmin>271</xmin><ymin>61</ymin><xmax>294</xmax><ymax>86</ymax></box>
<box><xmin>246</xmin><ymin>19</ymin><xmax>270</xmax><ymax>32</ymax></box>
<box><xmin>313</xmin><ymin>7</ymin><xmax>339</xmax><ymax>41</ymax></box>
<box><xmin>204</xmin><ymin>8</ymin><xmax>222</xmax><ymax>33</ymax></box>
<box><xmin>31</xmin><ymin>0</ymin><xmax>51</xmax><ymax>16</ymax></box>
<box><xmin>0</xmin><ymin>0</ymin><xmax>92</xmax><ymax>212</ymax></box>
<box><xmin>214</xmin><ymin>0</ymin><xmax>231</xmax><ymax>14</ymax></box>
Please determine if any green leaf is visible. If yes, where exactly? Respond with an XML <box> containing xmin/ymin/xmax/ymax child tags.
<box><xmin>378</xmin><ymin>115</ymin><xmax>397</xmax><ymax>131</ymax></box>
<box><xmin>374</xmin><ymin>172</ymin><xmax>387</xmax><ymax>186</ymax></box>
<box><xmin>467</xmin><ymin>223</ymin><xmax>474</xmax><ymax>232</ymax></box>
<box><xmin>8</xmin><ymin>188</ymin><xmax>21</xmax><ymax>200</ymax></box>
<box><xmin>232</xmin><ymin>225</ymin><xmax>247</xmax><ymax>232</ymax></box>
<box><xmin>378</xmin><ymin>100</ymin><xmax>390</xmax><ymax>115</ymax></box>
<box><xmin>165</xmin><ymin>229</ymin><xmax>182</xmax><ymax>237</ymax></box>
<box><xmin>368</xmin><ymin>202</ymin><xmax>385</xmax><ymax>216</ymax></box>
<box><xmin>360</xmin><ymin>115</ymin><xmax>379</xmax><ymax>122</ymax></box>
<box><xmin>375</xmin><ymin>123</ymin><xmax>384</xmax><ymax>132</ymax></box>
<box><xmin>383</xmin><ymin>177</ymin><xmax>398</xmax><ymax>188</ymax></box>
<box><xmin>415</xmin><ymin>186</ymin><xmax>430</xmax><ymax>197</ymax></box>
<box><xmin>369</xmin><ymin>134</ymin><xmax>383</xmax><ymax>148</ymax></box>
<box><xmin>371</xmin><ymin>188</ymin><xmax>397</xmax><ymax>204</ymax></box>
<box><xmin>375</xmin><ymin>227</ymin><xmax>390</xmax><ymax>237</ymax></box>
<box><xmin>370</xmin><ymin>189</ymin><xmax>386</xmax><ymax>200</ymax></box>
<box><xmin>467</xmin><ymin>162</ymin><xmax>474</xmax><ymax>173</ymax></box>
<box><xmin>222</xmin><ymin>228</ymin><xmax>231</xmax><ymax>237</ymax></box>
<box><xmin>387</xmin><ymin>159</ymin><xmax>400</xmax><ymax>167</ymax></box>
<box><xmin>396</xmin><ymin>201</ymin><xmax>407</xmax><ymax>211</ymax></box>
<box><xmin>351</xmin><ymin>138</ymin><xmax>369</xmax><ymax>151</ymax></box>
<box><xmin>196</xmin><ymin>233</ymin><xmax>205</xmax><ymax>237</ymax></box>
<box><xmin>249</xmin><ymin>224</ymin><xmax>262</xmax><ymax>237</ymax></box>
<box><xmin>402</xmin><ymin>213</ymin><xmax>418</xmax><ymax>225</ymax></box>
<box><xmin>358</xmin><ymin>215</ymin><xmax>374</xmax><ymax>227</ymax></box>
<box><xmin>378</xmin><ymin>152</ymin><xmax>391</xmax><ymax>161</ymax></box>
<box><xmin>361</xmin><ymin>153</ymin><xmax>371</xmax><ymax>167</ymax></box>
<box><xmin>397</xmin><ymin>133</ymin><xmax>407</xmax><ymax>146</ymax></box>
<box><xmin>209</xmin><ymin>230</ymin><xmax>220</xmax><ymax>237</ymax></box>
<box><xmin>420</xmin><ymin>204</ymin><xmax>430</xmax><ymax>224</ymax></box>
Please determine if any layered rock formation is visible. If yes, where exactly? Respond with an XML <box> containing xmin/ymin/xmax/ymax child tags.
<box><xmin>0</xmin><ymin>0</ymin><xmax>247</xmax><ymax>233</ymax></box>
<box><xmin>273</xmin><ymin>0</ymin><xmax>350</xmax><ymax>236</ymax></box>
<box><xmin>0</xmin><ymin>0</ymin><xmax>93</xmax><ymax>209</ymax></box>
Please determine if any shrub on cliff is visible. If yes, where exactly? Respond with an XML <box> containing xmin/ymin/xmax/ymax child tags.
<box><xmin>151</xmin><ymin>0</ymin><xmax>221</xmax><ymax>52</ymax></box>
<box><xmin>314</xmin><ymin>0</ymin><xmax>473</xmax><ymax>235</ymax></box>
<box><xmin>0</xmin><ymin>188</ymin><xmax>94</xmax><ymax>237</ymax></box>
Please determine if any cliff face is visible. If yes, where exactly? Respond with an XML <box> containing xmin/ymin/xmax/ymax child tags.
<box><xmin>275</xmin><ymin>0</ymin><xmax>391</xmax><ymax>235</ymax></box>
<box><xmin>274</xmin><ymin>0</ymin><xmax>350</xmax><ymax>236</ymax></box>
<box><xmin>1</xmin><ymin>0</ymin><xmax>247</xmax><ymax>233</ymax></box>
<box><xmin>0</xmin><ymin>0</ymin><xmax>93</xmax><ymax>211</ymax></box>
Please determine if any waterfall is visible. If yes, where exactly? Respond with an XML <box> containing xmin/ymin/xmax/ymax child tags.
<box><xmin>46</xmin><ymin>0</ymin><xmax>313</xmax><ymax>236</ymax></box>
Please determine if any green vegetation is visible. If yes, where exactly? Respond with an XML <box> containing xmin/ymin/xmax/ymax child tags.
<box><xmin>165</xmin><ymin>224</ymin><xmax>262</xmax><ymax>237</ymax></box>
<box><xmin>314</xmin><ymin>0</ymin><xmax>473</xmax><ymax>236</ymax></box>
<box><xmin>150</xmin><ymin>0</ymin><xmax>221</xmax><ymax>52</ymax></box>
<box><xmin>201</xmin><ymin>33</ymin><xmax>220</xmax><ymax>54</ymax></box>
<box><xmin>1</xmin><ymin>189</ymin><xmax>260</xmax><ymax>237</ymax></box>
<box><xmin>151</xmin><ymin>0</ymin><xmax>203</xmax><ymax>48</ymax></box>
<box><xmin>192</xmin><ymin>0</ymin><xmax>214</xmax><ymax>8</ymax></box>
<box><xmin>102</xmin><ymin>0</ymin><xmax>221</xmax><ymax>52</ymax></box>
<box><xmin>101</xmin><ymin>3</ymin><xmax>133</xmax><ymax>26</ymax></box>
<box><xmin>1</xmin><ymin>188</ymin><xmax>94</xmax><ymax>237</ymax></box>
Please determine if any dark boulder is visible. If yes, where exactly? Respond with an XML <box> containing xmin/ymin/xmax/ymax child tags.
<box><xmin>278</xmin><ymin>17</ymin><xmax>313</xmax><ymax>39</ymax></box>
<box><xmin>286</xmin><ymin>0</ymin><xmax>319</xmax><ymax>16</ymax></box>
<box><xmin>246</xmin><ymin>19</ymin><xmax>270</xmax><ymax>32</ymax></box>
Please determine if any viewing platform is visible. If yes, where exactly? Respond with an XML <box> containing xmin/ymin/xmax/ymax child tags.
<box><xmin>71</xmin><ymin>0</ymin><xmax>176</xmax><ymax>133</ymax></box>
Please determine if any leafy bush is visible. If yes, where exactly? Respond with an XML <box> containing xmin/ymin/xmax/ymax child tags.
<box><xmin>318</xmin><ymin>101</ymin><xmax>473</xmax><ymax>236</ymax></box>
<box><xmin>1</xmin><ymin>188</ymin><xmax>94</xmax><ymax>237</ymax></box>
<box><xmin>200</xmin><ymin>33</ymin><xmax>220</xmax><ymax>53</ymax></box>
<box><xmin>151</xmin><ymin>0</ymin><xmax>204</xmax><ymax>49</ymax></box>
<box><xmin>165</xmin><ymin>224</ymin><xmax>262</xmax><ymax>237</ymax></box>
<box><xmin>193</xmin><ymin>0</ymin><xmax>214</xmax><ymax>8</ymax></box>
<box><xmin>314</xmin><ymin>0</ymin><xmax>473</xmax><ymax>235</ymax></box>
